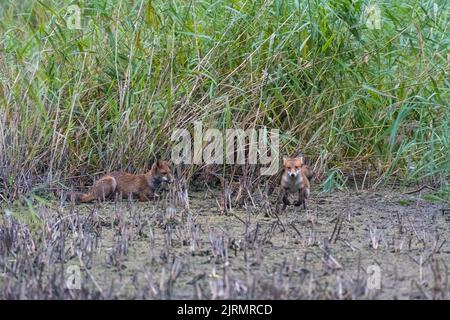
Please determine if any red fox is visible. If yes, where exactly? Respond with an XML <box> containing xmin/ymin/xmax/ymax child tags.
<box><xmin>65</xmin><ymin>160</ymin><xmax>173</xmax><ymax>203</ymax></box>
<box><xmin>278</xmin><ymin>156</ymin><xmax>314</xmax><ymax>210</ymax></box>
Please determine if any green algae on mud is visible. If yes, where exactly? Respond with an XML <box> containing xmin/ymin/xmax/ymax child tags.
<box><xmin>1</xmin><ymin>188</ymin><xmax>449</xmax><ymax>299</ymax></box>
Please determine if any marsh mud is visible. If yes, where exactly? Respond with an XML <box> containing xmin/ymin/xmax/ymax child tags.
<box><xmin>1</xmin><ymin>187</ymin><xmax>449</xmax><ymax>299</ymax></box>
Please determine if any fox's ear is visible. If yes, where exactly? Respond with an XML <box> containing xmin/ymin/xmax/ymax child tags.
<box><xmin>283</xmin><ymin>157</ymin><xmax>289</xmax><ymax>166</ymax></box>
<box><xmin>151</xmin><ymin>158</ymin><xmax>162</xmax><ymax>169</ymax></box>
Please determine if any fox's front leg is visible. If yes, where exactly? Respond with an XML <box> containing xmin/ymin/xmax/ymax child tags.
<box><xmin>139</xmin><ymin>192</ymin><xmax>152</xmax><ymax>202</ymax></box>
<box><xmin>294</xmin><ymin>189</ymin><xmax>307</xmax><ymax>209</ymax></box>
<box><xmin>294</xmin><ymin>191</ymin><xmax>303</xmax><ymax>207</ymax></box>
<box><xmin>277</xmin><ymin>189</ymin><xmax>290</xmax><ymax>210</ymax></box>
<box><xmin>139</xmin><ymin>191</ymin><xmax>159</xmax><ymax>202</ymax></box>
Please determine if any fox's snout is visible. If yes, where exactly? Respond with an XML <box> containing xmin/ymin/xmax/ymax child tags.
<box><xmin>286</xmin><ymin>169</ymin><xmax>300</xmax><ymax>178</ymax></box>
<box><xmin>153</xmin><ymin>160</ymin><xmax>173</xmax><ymax>184</ymax></box>
<box><xmin>162</xmin><ymin>175</ymin><xmax>174</xmax><ymax>183</ymax></box>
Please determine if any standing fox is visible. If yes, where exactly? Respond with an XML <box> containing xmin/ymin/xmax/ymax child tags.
<box><xmin>278</xmin><ymin>155</ymin><xmax>314</xmax><ymax>210</ymax></box>
<box><xmin>65</xmin><ymin>160</ymin><xmax>173</xmax><ymax>203</ymax></box>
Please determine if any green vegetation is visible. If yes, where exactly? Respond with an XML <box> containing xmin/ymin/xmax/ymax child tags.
<box><xmin>1</xmin><ymin>0</ymin><xmax>449</xmax><ymax>201</ymax></box>
<box><xmin>422</xmin><ymin>185</ymin><xmax>450</xmax><ymax>203</ymax></box>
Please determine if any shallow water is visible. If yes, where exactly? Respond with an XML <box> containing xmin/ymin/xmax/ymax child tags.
<box><xmin>1</xmin><ymin>187</ymin><xmax>449</xmax><ymax>299</ymax></box>
<box><xmin>58</xmin><ymin>187</ymin><xmax>449</xmax><ymax>299</ymax></box>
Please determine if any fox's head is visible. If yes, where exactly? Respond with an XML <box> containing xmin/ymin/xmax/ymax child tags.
<box><xmin>150</xmin><ymin>160</ymin><xmax>173</xmax><ymax>184</ymax></box>
<box><xmin>283</xmin><ymin>157</ymin><xmax>305</xmax><ymax>178</ymax></box>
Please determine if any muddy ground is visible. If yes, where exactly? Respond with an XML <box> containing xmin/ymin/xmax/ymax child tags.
<box><xmin>1</xmin><ymin>186</ymin><xmax>449</xmax><ymax>299</ymax></box>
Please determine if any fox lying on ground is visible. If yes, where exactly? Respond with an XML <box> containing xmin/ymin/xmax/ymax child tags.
<box><xmin>278</xmin><ymin>155</ymin><xmax>314</xmax><ymax>210</ymax></box>
<box><xmin>65</xmin><ymin>160</ymin><xmax>173</xmax><ymax>203</ymax></box>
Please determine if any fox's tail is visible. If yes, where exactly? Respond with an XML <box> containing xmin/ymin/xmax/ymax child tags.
<box><xmin>63</xmin><ymin>191</ymin><xmax>97</xmax><ymax>203</ymax></box>
<box><xmin>63</xmin><ymin>176</ymin><xmax>116</xmax><ymax>203</ymax></box>
<box><xmin>297</xmin><ymin>152</ymin><xmax>315</xmax><ymax>182</ymax></box>
<box><xmin>302</xmin><ymin>165</ymin><xmax>315</xmax><ymax>181</ymax></box>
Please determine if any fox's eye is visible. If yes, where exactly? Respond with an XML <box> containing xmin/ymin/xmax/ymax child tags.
<box><xmin>295</xmin><ymin>166</ymin><xmax>300</xmax><ymax>169</ymax></box>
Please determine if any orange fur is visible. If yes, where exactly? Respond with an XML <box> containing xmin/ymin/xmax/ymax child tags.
<box><xmin>278</xmin><ymin>156</ymin><xmax>312</xmax><ymax>210</ymax></box>
<box><xmin>66</xmin><ymin>160</ymin><xmax>173</xmax><ymax>203</ymax></box>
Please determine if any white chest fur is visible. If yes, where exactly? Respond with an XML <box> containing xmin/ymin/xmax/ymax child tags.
<box><xmin>282</xmin><ymin>174</ymin><xmax>303</xmax><ymax>193</ymax></box>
